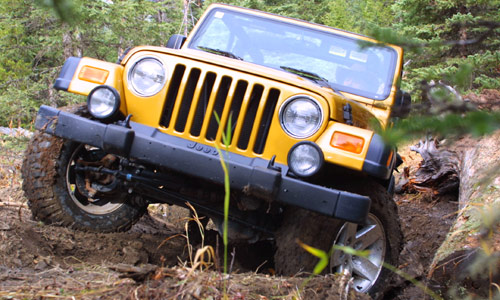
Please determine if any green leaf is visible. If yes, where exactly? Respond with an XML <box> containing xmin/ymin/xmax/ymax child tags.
<box><xmin>297</xmin><ymin>239</ymin><xmax>328</xmax><ymax>259</ymax></box>
<box><xmin>297</xmin><ymin>239</ymin><xmax>330</xmax><ymax>275</ymax></box>
<box><xmin>332</xmin><ymin>245</ymin><xmax>371</xmax><ymax>258</ymax></box>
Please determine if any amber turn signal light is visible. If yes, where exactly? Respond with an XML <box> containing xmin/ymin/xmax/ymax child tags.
<box><xmin>386</xmin><ymin>150</ymin><xmax>394</xmax><ymax>167</ymax></box>
<box><xmin>78</xmin><ymin>66</ymin><xmax>109</xmax><ymax>84</ymax></box>
<box><xmin>331</xmin><ymin>132</ymin><xmax>364</xmax><ymax>154</ymax></box>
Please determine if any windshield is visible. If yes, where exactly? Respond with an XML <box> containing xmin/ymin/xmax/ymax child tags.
<box><xmin>189</xmin><ymin>8</ymin><xmax>398</xmax><ymax>100</ymax></box>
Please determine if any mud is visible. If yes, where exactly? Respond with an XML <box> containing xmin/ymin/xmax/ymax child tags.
<box><xmin>0</xmin><ymin>134</ymin><xmax>458</xmax><ymax>299</ymax></box>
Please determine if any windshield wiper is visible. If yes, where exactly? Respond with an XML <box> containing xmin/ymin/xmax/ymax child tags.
<box><xmin>198</xmin><ymin>46</ymin><xmax>243</xmax><ymax>61</ymax></box>
<box><xmin>280</xmin><ymin>66</ymin><xmax>329</xmax><ymax>84</ymax></box>
<box><xmin>280</xmin><ymin>66</ymin><xmax>345</xmax><ymax>98</ymax></box>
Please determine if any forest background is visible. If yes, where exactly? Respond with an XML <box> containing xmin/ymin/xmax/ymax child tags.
<box><xmin>0</xmin><ymin>1</ymin><xmax>499</xmax><ymax>299</ymax></box>
<box><xmin>0</xmin><ymin>0</ymin><xmax>499</xmax><ymax>132</ymax></box>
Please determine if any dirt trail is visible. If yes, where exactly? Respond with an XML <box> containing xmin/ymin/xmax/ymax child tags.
<box><xmin>0</xmin><ymin>135</ymin><xmax>457</xmax><ymax>299</ymax></box>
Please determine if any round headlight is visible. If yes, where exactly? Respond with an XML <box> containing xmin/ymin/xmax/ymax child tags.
<box><xmin>288</xmin><ymin>142</ymin><xmax>324</xmax><ymax>177</ymax></box>
<box><xmin>128</xmin><ymin>57</ymin><xmax>166</xmax><ymax>96</ymax></box>
<box><xmin>87</xmin><ymin>85</ymin><xmax>120</xmax><ymax>120</ymax></box>
<box><xmin>279</xmin><ymin>96</ymin><xmax>323</xmax><ymax>138</ymax></box>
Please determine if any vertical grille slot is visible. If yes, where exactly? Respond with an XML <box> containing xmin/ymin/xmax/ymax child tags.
<box><xmin>160</xmin><ymin>64</ymin><xmax>185</xmax><ymax>128</ymax></box>
<box><xmin>190</xmin><ymin>72</ymin><xmax>217</xmax><ymax>137</ymax></box>
<box><xmin>175</xmin><ymin>68</ymin><xmax>201</xmax><ymax>132</ymax></box>
<box><xmin>253</xmin><ymin>88</ymin><xmax>280</xmax><ymax>154</ymax></box>
<box><xmin>222</xmin><ymin>80</ymin><xmax>248</xmax><ymax>145</ymax></box>
<box><xmin>237</xmin><ymin>84</ymin><xmax>264</xmax><ymax>150</ymax></box>
<box><xmin>205</xmin><ymin>76</ymin><xmax>233</xmax><ymax>141</ymax></box>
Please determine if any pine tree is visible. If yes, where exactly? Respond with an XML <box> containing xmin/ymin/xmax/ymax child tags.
<box><xmin>391</xmin><ymin>0</ymin><xmax>500</xmax><ymax>93</ymax></box>
<box><xmin>0</xmin><ymin>0</ymin><xmax>182</xmax><ymax>127</ymax></box>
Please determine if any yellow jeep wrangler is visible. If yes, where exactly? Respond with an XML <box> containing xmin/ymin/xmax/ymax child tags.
<box><xmin>23</xmin><ymin>3</ymin><xmax>410</xmax><ymax>296</ymax></box>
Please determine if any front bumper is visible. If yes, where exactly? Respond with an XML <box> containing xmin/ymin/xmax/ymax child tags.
<box><xmin>35</xmin><ymin>105</ymin><xmax>371</xmax><ymax>224</ymax></box>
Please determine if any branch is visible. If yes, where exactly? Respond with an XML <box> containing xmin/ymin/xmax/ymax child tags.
<box><xmin>443</xmin><ymin>21</ymin><xmax>500</xmax><ymax>46</ymax></box>
<box><xmin>365</xmin><ymin>21</ymin><xmax>500</xmax><ymax>50</ymax></box>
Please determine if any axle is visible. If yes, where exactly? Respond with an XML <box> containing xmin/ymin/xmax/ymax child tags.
<box><xmin>74</xmin><ymin>164</ymin><xmax>276</xmax><ymax>235</ymax></box>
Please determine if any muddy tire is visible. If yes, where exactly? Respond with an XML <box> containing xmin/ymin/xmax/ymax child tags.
<box><xmin>22</xmin><ymin>105</ymin><xmax>146</xmax><ymax>232</ymax></box>
<box><xmin>274</xmin><ymin>179</ymin><xmax>402</xmax><ymax>299</ymax></box>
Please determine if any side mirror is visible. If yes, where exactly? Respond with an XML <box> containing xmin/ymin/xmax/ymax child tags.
<box><xmin>165</xmin><ymin>34</ymin><xmax>187</xmax><ymax>49</ymax></box>
<box><xmin>392</xmin><ymin>90</ymin><xmax>411</xmax><ymax>118</ymax></box>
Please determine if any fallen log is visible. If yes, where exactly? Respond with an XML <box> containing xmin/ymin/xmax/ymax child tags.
<box><xmin>427</xmin><ymin>131</ymin><xmax>500</xmax><ymax>298</ymax></box>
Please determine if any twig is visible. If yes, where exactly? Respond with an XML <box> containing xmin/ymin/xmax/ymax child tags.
<box><xmin>253</xmin><ymin>260</ymin><xmax>268</xmax><ymax>274</ymax></box>
<box><xmin>18</xmin><ymin>198</ymin><xmax>28</xmax><ymax>221</ymax></box>
<box><xmin>0</xmin><ymin>202</ymin><xmax>27</xmax><ymax>208</ymax></box>
<box><xmin>229</xmin><ymin>247</ymin><xmax>236</xmax><ymax>274</ymax></box>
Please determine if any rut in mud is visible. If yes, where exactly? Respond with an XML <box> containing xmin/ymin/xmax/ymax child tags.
<box><xmin>0</xmin><ymin>135</ymin><xmax>458</xmax><ymax>299</ymax></box>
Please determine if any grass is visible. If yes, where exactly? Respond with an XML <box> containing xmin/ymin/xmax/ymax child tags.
<box><xmin>212</xmin><ymin>111</ymin><xmax>233</xmax><ymax>299</ymax></box>
<box><xmin>213</xmin><ymin>112</ymin><xmax>233</xmax><ymax>277</ymax></box>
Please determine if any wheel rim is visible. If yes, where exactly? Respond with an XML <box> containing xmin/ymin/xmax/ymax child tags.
<box><xmin>65</xmin><ymin>144</ymin><xmax>124</xmax><ymax>215</ymax></box>
<box><xmin>330</xmin><ymin>213</ymin><xmax>386</xmax><ymax>293</ymax></box>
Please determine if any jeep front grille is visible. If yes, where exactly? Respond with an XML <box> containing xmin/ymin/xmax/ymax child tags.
<box><xmin>159</xmin><ymin>64</ymin><xmax>280</xmax><ymax>155</ymax></box>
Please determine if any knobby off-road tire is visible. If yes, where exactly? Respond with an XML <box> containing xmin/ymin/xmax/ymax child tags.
<box><xmin>274</xmin><ymin>179</ymin><xmax>402</xmax><ymax>299</ymax></box>
<box><xmin>21</xmin><ymin>105</ymin><xmax>146</xmax><ymax>232</ymax></box>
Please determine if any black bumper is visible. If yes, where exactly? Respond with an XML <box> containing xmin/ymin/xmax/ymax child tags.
<box><xmin>35</xmin><ymin>105</ymin><xmax>371</xmax><ymax>224</ymax></box>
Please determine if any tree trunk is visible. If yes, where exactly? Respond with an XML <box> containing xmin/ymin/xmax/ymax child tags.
<box><xmin>427</xmin><ymin>131</ymin><xmax>500</xmax><ymax>298</ymax></box>
<box><xmin>62</xmin><ymin>29</ymin><xmax>82</xmax><ymax>60</ymax></box>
